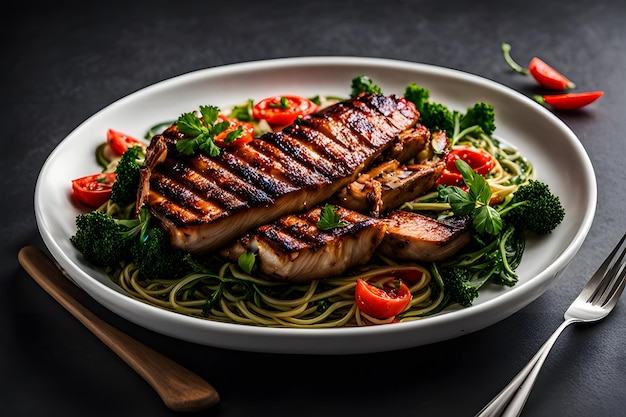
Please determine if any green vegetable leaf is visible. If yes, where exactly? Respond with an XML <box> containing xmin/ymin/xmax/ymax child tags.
<box><xmin>456</xmin><ymin>159</ymin><xmax>492</xmax><ymax>205</ymax></box>
<box><xmin>224</xmin><ymin>125</ymin><xmax>244</xmax><ymax>145</ymax></box>
<box><xmin>473</xmin><ymin>205</ymin><xmax>502</xmax><ymax>235</ymax></box>
<box><xmin>229</xmin><ymin>99</ymin><xmax>254</xmax><ymax>121</ymax></box>
<box><xmin>350</xmin><ymin>75</ymin><xmax>383</xmax><ymax>97</ymax></box>
<box><xmin>202</xmin><ymin>283</ymin><xmax>223</xmax><ymax>317</ymax></box>
<box><xmin>197</xmin><ymin>133</ymin><xmax>221</xmax><ymax>156</ymax></box>
<box><xmin>199</xmin><ymin>105</ymin><xmax>220</xmax><ymax>127</ymax></box>
<box><xmin>438</xmin><ymin>186</ymin><xmax>475</xmax><ymax>215</ymax></box>
<box><xmin>175</xmin><ymin>105</ymin><xmax>242</xmax><ymax>157</ymax></box>
<box><xmin>309</xmin><ymin>95</ymin><xmax>322</xmax><ymax>106</ymax></box>
<box><xmin>317</xmin><ymin>204</ymin><xmax>348</xmax><ymax>230</ymax></box>
<box><xmin>440</xmin><ymin>159</ymin><xmax>503</xmax><ymax>235</ymax></box>
<box><xmin>176</xmin><ymin>137</ymin><xmax>200</xmax><ymax>155</ymax></box>
<box><xmin>177</xmin><ymin>111</ymin><xmax>207</xmax><ymax>136</ymax></box>
<box><xmin>237</xmin><ymin>251</ymin><xmax>256</xmax><ymax>275</ymax></box>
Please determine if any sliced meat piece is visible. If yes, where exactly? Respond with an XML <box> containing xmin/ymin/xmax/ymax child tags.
<box><xmin>332</xmin><ymin>159</ymin><xmax>444</xmax><ymax>217</ymax></box>
<box><xmin>377</xmin><ymin>211</ymin><xmax>472</xmax><ymax>262</ymax></box>
<box><xmin>379</xmin><ymin>123</ymin><xmax>431</xmax><ymax>163</ymax></box>
<box><xmin>331</xmin><ymin>127</ymin><xmax>448</xmax><ymax>217</ymax></box>
<box><xmin>220</xmin><ymin>206</ymin><xmax>387</xmax><ymax>282</ymax></box>
<box><xmin>137</xmin><ymin>94</ymin><xmax>418</xmax><ymax>254</ymax></box>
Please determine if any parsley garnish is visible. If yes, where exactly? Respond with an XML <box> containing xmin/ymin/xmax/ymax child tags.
<box><xmin>317</xmin><ymin>204</ymin><xmax>348</xmax><ymax>230</ymax></box>
<box><xmin>175</xmin><ymin>105</ymin><xmax>243</xmax><ymax>157</ymax></box>
<box><xmin>439</xmin><ymin>159</ymin><xmax>503</xmax><ymax>235</ymax></box>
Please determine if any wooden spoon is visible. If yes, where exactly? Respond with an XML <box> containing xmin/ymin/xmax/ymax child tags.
<box><xmin>17</xmin><ymin>245</ymin><xmax>220</xmax><ymax>412</ymax></box>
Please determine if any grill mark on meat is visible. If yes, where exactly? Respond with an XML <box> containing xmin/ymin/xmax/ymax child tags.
<box><xmin>260</xmin><ymin>207</ymin><xmax>379</xmax><ymax>252</ymax></box>
<box><xmin>149</xmin><ymin>169</ymin><xmax>238</xmax><ymax>220</ymax></box>
<box><xmin>325</xmin><ymin>103</ymin><xmax>394</xmax><ymax>149</ymax></box>
<box><xmin>137</xmin><ymin>94</ymin><xmax>419</xmax><ymax>253</ymax></box>
<box><xmin>217</xmin><ymin>150</ymin><xmax>297</xmax><ymax>202</ymax></box>
<box><xmin>247</xmin><ymin>139</ymin><xmax>332</xmax><ymax>187</ymax></box>
<box><xmin>354</xmin><ymin>93</ymin><xmax>415</xmax><ymax>130</ymax></box>
<box><xmin>300</xmin><ymin>113</ymin><xmax>375</xmax><ymax>161</ymax></box>
<box><xmin>260</xmin><ymin>131</ymin><xmax>340</xmax><ymax>179</ymax></box>
<box><xmin>221</xmin><ymin>206</ymin><xmax>387</xmax><ymax>282</ymax></box>
<box><xmin>281</xmin><ymin>124</ymin><xmax>360</xmax><ymax>172</ymax></box>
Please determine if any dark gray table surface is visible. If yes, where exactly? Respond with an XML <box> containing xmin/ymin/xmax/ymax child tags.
<box><xmin>3</xmin><ymin>1</ymin><xmax>625</xmax><ymax>416</ymax></box>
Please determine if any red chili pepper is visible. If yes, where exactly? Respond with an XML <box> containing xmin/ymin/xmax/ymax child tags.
<box><xmin>535</xmin><ymin>91</ymin><xmax>604</xmax><ymax>110</ymax></box>
<box><xmin>501</xmin><ymin>43</ymin><xmax>575</xmax><ymax>91</ymax></box>
<box><xmin>528</xmin><ymin>57</ymin><xmax>575</xmax><ymax>91</ymax></box>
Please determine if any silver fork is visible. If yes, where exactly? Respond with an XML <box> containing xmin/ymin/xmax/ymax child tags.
<box><xmin>475</xmin><ymin>232</ymin><xmax>626</xmax><ymax>417</ymax></box>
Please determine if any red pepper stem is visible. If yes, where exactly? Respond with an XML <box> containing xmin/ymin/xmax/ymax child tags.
<box><xmin>501</xmin><ymin>43</ymin><xmax>529</xmax><ymax>75</ymax></box>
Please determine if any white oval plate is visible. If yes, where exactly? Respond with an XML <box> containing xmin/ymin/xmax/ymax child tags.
<box><xmin>35</xmin><ymin>57</ymin><xmax>596</xmax><ymax>354</ymax></box>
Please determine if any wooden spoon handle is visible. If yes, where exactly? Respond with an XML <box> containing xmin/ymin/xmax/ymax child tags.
<box><xmin>17</xmin><ymin>246</ymin><xmax>220</xmax><ymax>412</ymax></box>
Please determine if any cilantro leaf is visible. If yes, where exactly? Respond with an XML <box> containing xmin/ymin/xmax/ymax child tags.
<box><xmin>199</xmin><ymin>105</ymin><xmax>220</xmax><ymax>125</ymax></box>
<box><xmin>197</xmin><ymin>133</ymin><xmax>221</xmax><ymax>156</ymax></box>
<box><xmin>177</xmin><ymin>111</ymin><xmax>207</xmax><ymax>136</ymax></box>
<box><xmin>317</xmin><ymin>204</ymin><xmax>348</xmax><ymax>230</ymax></box>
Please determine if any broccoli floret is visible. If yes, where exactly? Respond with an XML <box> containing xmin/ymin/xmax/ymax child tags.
<box><xmin>403</xmin><ymin>83</ymin><xmax>430</xmax><ymax>113</ymax></box>
<box><xmin>70</xmin><ymin>209</ymin><xmax>148</xmax><ymax>268</ymax></box>
<box><xmin>458</xmin><ymin>102</ymin><xmax>496</xmax><ymax>136</ymax></box>
<box><xmin>500</xmin><ymin>180</ymin><xmax>565</xmax><ymax>234</ymax></box>
<box><xmin>402</xmin><ymin>82</ymin><xmax>496</xmax><ymax>144</ymax></box>
<box><xmin>350</xmin><ymin>75</ymin><xmax>383</xmax><ymax>97</ymax></box>
<box><xmin>420</xmin><ymin>102</ymin><xmax>455</xmax><ymax>136</ymax></box>
<box><xmin>110</xmin><ymin>145</ymin><xmax>144</xmax><ymax>206</ymax></box>
<box><xmin>130</xmin><ymin>227</ymin><xmax>193</xmax><ymax>280</ymax></box>
<box><xmin>402</xmin><ymin>83</ymin><xmax>455</xmax><ymax>137</ymax></box>
<box><xmin>440</xmin><ymin>268</ymin><xmax>481</xmax><ymax>307</ymax></box>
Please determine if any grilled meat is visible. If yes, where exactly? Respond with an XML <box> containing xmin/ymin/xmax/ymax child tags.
<box><xmin>380</xmin><ymin>123</ymin><xmax>431</xmax><ymax>163</ymax></box>
<box><xmin>332</xmin><ymin>127</ymin><xmax>448</xmax><ymax>217</ymax></box>
<box><xmin>332</xmin><ymin>160</ymin><xmax>444</xmax><ymax>216</ymax></box>
<box><xmin>377</xmin><ymin>211</ymin><xmax>472</xmax><ymax>262</ymax></box>
<box><xmin>221</xmin><ymin>205</ymin><xmax>387</xmax><ymax>282</ymax></box>
<box><xmin>137</xmin><ymin>94</ymin><xmax>418</xmax><ymax>254</ymax></box>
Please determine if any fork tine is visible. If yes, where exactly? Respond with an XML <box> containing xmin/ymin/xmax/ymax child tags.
<box><xmin>588</xmin><ymin>232</ymin><xmax>626</xmax><ymax>307</ymax></box>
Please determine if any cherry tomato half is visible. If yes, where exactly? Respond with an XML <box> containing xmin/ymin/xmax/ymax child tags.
<box><xmin>214</xmin><ymin>116</ymin><xmax>255</xmax><ymax>147</ymax></box>
<box><xmin>436</xmin><ymin>147</ymin><xmax>496</xmax><ymax>186</ymax></box>
<box><xmin>528</xmin><ymin>57</ymin><xmax>575</xmax><ymax>91</ymax></box>
<box><xmin>355</xmin><ymin>277</ymin><xmax>412</xmax><ymax>319</ymax></box>
<box><xmin>106</xmin><ymin>129</ymin><xmax>145</xmax><ymax>156</ymax></box>
<box><xmin>252</xmin><ymin>95</ymin><xmax>318</xmax><ymax>126</ymax></box>
<box><xmin>71</xmin><ymin>172</ymin><xmax>116</xmax><ymax>207</ymax></box>
<box><xmin>389</xmin><ymin>269</ymin><xmax>424</xmax><ymax>285</ymax></box>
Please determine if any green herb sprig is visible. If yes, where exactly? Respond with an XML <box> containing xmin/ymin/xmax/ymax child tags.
<box><xmin>175</xmin><ymin>105</ymin><xmax>243</xmax><ymax>157</ymax></box>
<box><xmin>439</xmin><ymin>159</ymin><xmax>502</xmax><ymax>235</ymax></box>
<box><xmin>317</xmin><ymin>204</ymin><xmax>348</xmax><ymax>230</ymax></box>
